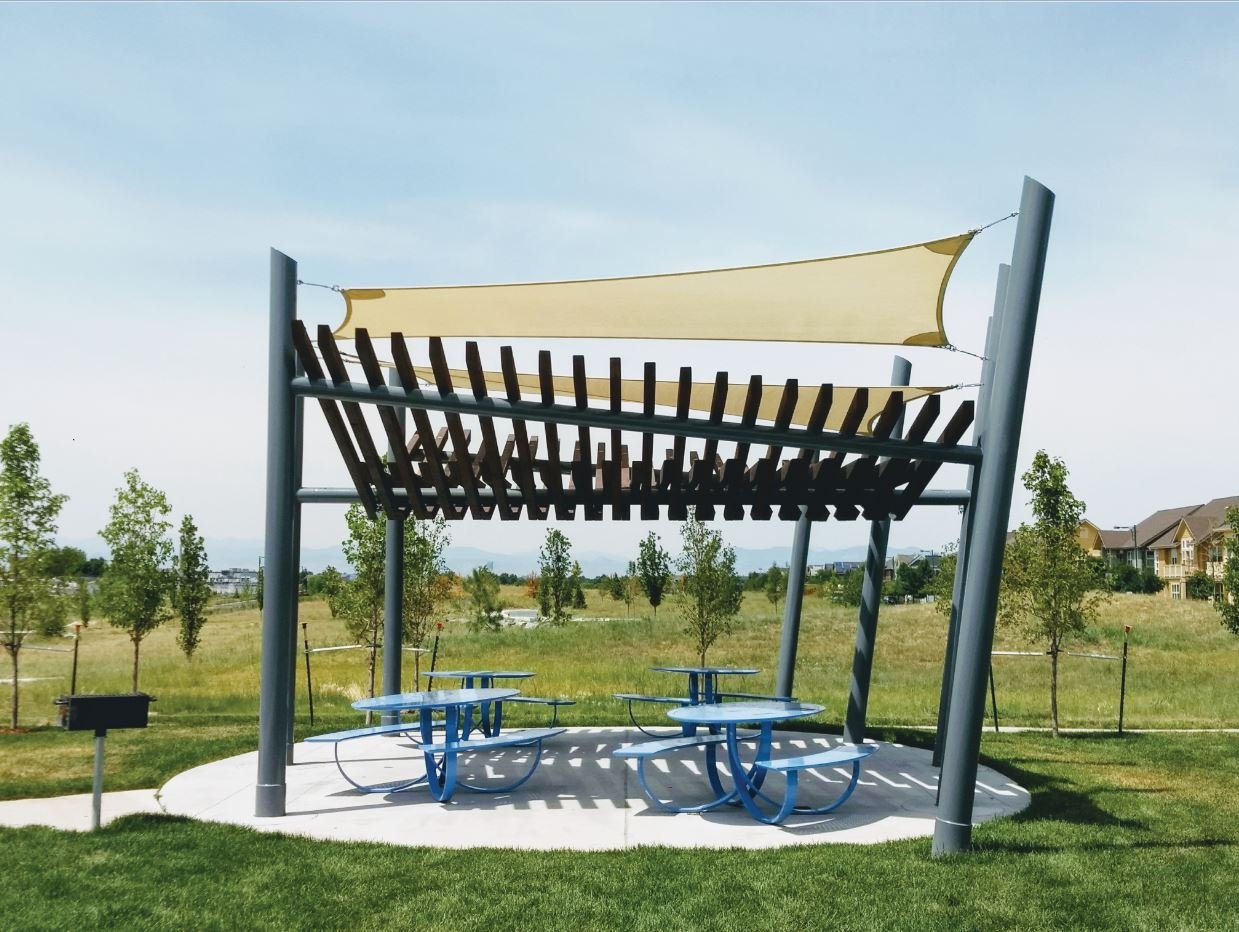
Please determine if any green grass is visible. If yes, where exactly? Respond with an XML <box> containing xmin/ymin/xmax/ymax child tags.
<box><xmin>3</xmin><ymin>590</ymin><xmax>1236</xmax><ymax>800</ymax></box>
<box><xmin>1</xmin><ymin>731</ymin><xmax>1237</xmax><ymax>930</ymax></box>
<box><xmin>3</xmin><ymin>590</ymin><xmax>1238</xmax><ymax>928</ymax></box>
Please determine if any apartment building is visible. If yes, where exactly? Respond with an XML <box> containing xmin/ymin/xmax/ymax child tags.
<box><xmin>1147</xmin><ymin>496</ymin><xmax>1238</xmax><ymax>601</ymax></box>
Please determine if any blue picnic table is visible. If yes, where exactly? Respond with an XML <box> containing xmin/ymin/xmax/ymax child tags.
<box><xmin>351</xmin><ymin>687</ymin><xmax>564</xmax><ymax>802</ymax></box>
<box><xmin>615</xmin><ymin>700</ymin><xmax>877</xmax><ymax>824</ymax></box>
<box><xmin>422</xmin><ymin>670</ymin><xmax>535</xmax><ymax>737</ymax></box>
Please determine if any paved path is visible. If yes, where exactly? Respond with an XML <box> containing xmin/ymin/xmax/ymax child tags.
<box><xmin>156</xmin><ymin>726</ymin><xmax>1030</xmax><ymax>850</ymax></box>
<box><xmin>0</xmin><ymin>789</ymin><xmax>161</xmax><ymax>831</ymax></box>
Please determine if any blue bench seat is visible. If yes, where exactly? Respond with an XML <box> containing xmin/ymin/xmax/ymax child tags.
<box><xmin>613</xmin><ymin>692</ymin><xmax>692</xmax><ymax>737</ymax></box>
<box><xmin>419</xmin><ymin>726</ymin><xmax>566</xmax><ymax>800</ymax></box>
<box><xmin>305</xmin><ymin>721</ymin><xmax>427</xmax><ymax>794</ymax></box>
<box><xmin>714</xmin><ymin>691</ymin><xmax>796</xmax><ymax>702</ymax></box>
<box><xmin>614</xmin><ymin>730</ymin><xmax>759</xmax><ymax>813</ymax></box>
<box><xmin>419</xmin><ymin>726</ymin><xmax>565</xmax><ymax>755</ymax></box>
<box><xmin>503</xmin><ymin>696</ymin><xmax>576</xmax><ymax>725</ymax></box>
<box><xmin>745</xmin><ymin>743</ymin><xmax>877</xmax><ymax>824</ymax></box>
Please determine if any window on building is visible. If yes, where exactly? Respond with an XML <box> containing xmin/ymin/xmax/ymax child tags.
<box><xmin>1171</xmin><ymin>583</ymin><xmax>1181</xmax><ymax>600</ymax></box>
<box><xmin>1171</xmin><ymin>550</ymin><xmax>1179</xmax><ymax>566</ymax></box>
<box><xmin>1210</xmin><ymin>544</ymin><xmax>1223</xmax><ymax>564</ymax></box>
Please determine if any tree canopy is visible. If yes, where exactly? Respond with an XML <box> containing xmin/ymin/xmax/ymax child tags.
<box><xmin>175</xmin><ymin>514</ymin><xmax>211</xmax><ymax>660</ymax></box>
<box><xmin>537</xmin><ymin>528</ymin><xmax>573</xmax><ymax>624</ymax></box>
<box><xmin>1</xmin><ymin>423</ymin><xmax>68</xmax><ymax>728</ymax></box>
<box><xmin>636</xmin><ymin>531</ymin><xmax>671</xmax><ymax>618</ymax></box>
<box><xmin>97</xmin><ymin>469</ymin><xmax>175</xmax><ymax>692</ymax></box>
<box><xmin>675</xmin><ymin>513</ymin><xmax>743</xmax><ymax>665</ymax></box>
<box><xmin>1001</xmin><ymin>451</ymin><xmax>1109</xmax><ymax>736</ymax></box>
<box><xmin>1215</xmin><ymin>507</ymin><xmax>1239</xmax><ymax>636</ymax></box>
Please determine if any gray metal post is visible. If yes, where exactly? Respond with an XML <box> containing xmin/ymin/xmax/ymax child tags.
<box><xmin>285</xmin><ymin>357</ymin><xmax>304</xmax><ymax>765</ymax></box>
<box><xmin>91</xmin><ymin>732</ymin><xmax>105</xmax><ymax>830</ymax></box>
<box><xmin>774</xmin><ymin>512</ymin><xmax>812</xmax><ymax>700</ymax></box>
<box><xmin>256</xmin><ymin>249</ymin><xmax>298</xmax><ymax>818</ymax></box>
<box><xmin>382</xmin><ymin>366</ymin><xmax>405</xmax><ymax>724</ymax></box>
<box><xmin>933</xmin><ymin>177</ymin><xmax>1054</xmax><ymax>856</ymax></box>
<box><xmin>933</xmin><ymin>288</ymin><xmax>1006</xmax><ymax>767</ymax></box>
<box><xmin>843</xmin><ymin>355</ymin><xmax>912</xmax><ymax>744</ymax></box>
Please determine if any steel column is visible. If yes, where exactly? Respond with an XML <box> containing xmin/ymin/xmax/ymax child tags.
<box><xmin>256</xmin><ymin>249</ymin><xmax>298</xmax><ymax>817</ymax></box>
<box><xmin>933</xmin><ymin>287</ymin><xmax>1005</xmax><ymax>767</ymax></box>
<box><xmin>933</xmin><ymin>177</ymin><xmax>1054</xmax><ymax>855</ymax></box>
<box><xmin>843</xmin><ymin>355</ymin><xmax>912</xmax><ymax>744</ymax></box>
<box><xmin>382</xmin><ymin>367</ymin><xmax>405</xmax><ymax>724</ymax></box>
<box><xmin>774</xmin><ymin>507</ymin><xmax>812</xmax><ymax>700</ymax></box>
<box><xmin>285</xmin><ymin>356</ymin><xmax>304</xmax><ymax>766</ymax></box>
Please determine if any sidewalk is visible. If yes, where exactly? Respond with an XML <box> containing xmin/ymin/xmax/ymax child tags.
<box><xmin>0</xmin><ymin>789</ymin><xmax>161</xmax><ymax>831</ymax></box>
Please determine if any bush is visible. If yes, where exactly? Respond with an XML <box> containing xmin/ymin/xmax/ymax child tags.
<box><xmin>1186</xmin><ymin>571</ymin><xmax>1214</xmax><ymax>601</ymax></box>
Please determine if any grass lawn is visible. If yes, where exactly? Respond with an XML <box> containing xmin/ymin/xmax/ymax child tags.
<box><xmin>3</xmin><ymin>590</ymin><xmax>1237</xmax><ymax>799</ymax></box>
<box><xmin>1</xmin><ymin>731</ymin><xmax>1237</xmax><ymax>930</ymax></box>
<box><xmin>2</xmin><ymin>589</ymin><xmax>1237</xmax><ymax>928</ymax></box>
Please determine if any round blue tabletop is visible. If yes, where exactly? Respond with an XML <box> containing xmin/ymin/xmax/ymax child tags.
<box><xmin>423</xmin><ymin>670</ymin><xmax>535</xmax><ymax>680</ymax></box>
<box><xmin>352</xmin><ymin>687</ymin><xmax>518</xmax><ymax>713</ymax></box>
<box><xmin>667</xmin><ymin>700</ymin><xmax>824</xmax><ymax>726</ymax></box>
<box><xmin>650</xmin><ymin>666</ymin><xmax>759</xmax><ymax>676</ymax></box>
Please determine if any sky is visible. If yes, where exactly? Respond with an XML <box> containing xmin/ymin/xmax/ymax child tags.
<box><xmin>2</xmin><ymin>2</ymin><xmax>1237</xmax><ymax>570</ymax></box>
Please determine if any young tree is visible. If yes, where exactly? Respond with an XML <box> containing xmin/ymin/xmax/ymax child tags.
<box><xmin>175</xmin><ymin>514</ymin><xmax>211</xmax><ymax>660</ymax></box>
<box><xmin>675</xmin><ymin>513</ymin><xmax>744</xmax><ymax>665</ymax></box>
<box><xmin>605</xmin><ymin>573</ymin><xmax>626</xmax><ymax>602</ymax></box>
<box><xmin>256</xmin><ymin>564</ymin><xmax>265</xmax><ymax>610</ymax></box>
<box><xmin>838</xmin><ymin>567</ymin><xmax>865</xmax><ymax>606</ymax></box>
<box><xmin>1215</xmin><ymin>507</ymin><xmax>1239</xmax><ymax>636</ymax></box>
<box><xmin>1001</xmin><ymin>451</ymin><xmax>1109</xmax><ymax>736</ymax></box>
<box><xmin>309</xmin><ymin>565</ymin><xmax>344</xmax><ymax>614</ymax></box>
<box><xmin>1</xmin><ymin>424</ymin><xmax>67</xmax><ymax>728</ymax></box>
<box><xmin>75</xmin><ymin>577</ymin><xmax>92</xmax><ymax>625</ymax></box>
<box><xmin>636</xmin><ymin>531</ymin><xmax>671</xmax><ymax>618</ymax></box>
<box><xmin>570</xmin><ymin>561</ymin><xmax>587</xmax><ymax>610</ymax></box>
<box><xmin>97</xmin><ymin>469</ymin><xmax>175</xmax><ymax>692</ymax></box>
<box><xmin>336</xmin><ymin>504</ymin><xmax>387</xmax><ymax>704</ymax></box>
<box><xmin>81</xmin><ymin>557</ymin><xmax>108</xmax><ymax>578</ymax></box>
<box><xmin>43</xmin><ymin>546</ymin><xmax>86</xmax><ymax>579</ymax></box>
<box><xmin>404</xmin><ymin>516</ymin><xmax>451</xmax><ymax>684</ymax></box>
<box><xmin>463</xmin><ymin>565</ymin><xmax>504</xmax><ymax>632</ymax></box>
<box><xmin>764</xmin><ymin>564</ymin><xmax>787</xmax><ymax>613</ymax></box>
<box><xmin>927</xmin><ymin>542</ymin><xmax>960</xmax><ymax>616</ymax></box>
<box><xmin>622</xmin><ymin>561</ymin><xmax>640</xmax><ymax>617</ymax></box>
<box><xmin>537</xmin><ymin>528</ymin><xmax>573</xmax><ymax>624</ymax></box>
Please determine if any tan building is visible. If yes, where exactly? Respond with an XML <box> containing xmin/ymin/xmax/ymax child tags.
<box><xmin>1078</xmin><ymin>504</ymin><xmax>1201</xmax><ymax>572</ymax></box>
<box><xmin>1147</xmin><ymin>496</ymin><xmax>1239</xmax><ymax>601</ymax></box>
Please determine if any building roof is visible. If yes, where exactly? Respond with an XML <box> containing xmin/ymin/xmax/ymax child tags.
<box><xmin>1134</xmin><ymin>504</ymin><xmax>1204</xmax><ymax>548</ymax></box>
<box><xmin>1097</xmin><ymin>529</ymin><xmax>1136</xmax><ymax>550</ymax></box>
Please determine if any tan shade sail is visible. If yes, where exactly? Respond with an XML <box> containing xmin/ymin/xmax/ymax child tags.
<box><xmin>334</xmin><ymin>234</ymin><xmax>973</xmax><ymax>347</ymax></box>
<box><xmin>365</xmin><ymin>358</ymin><xmax>947</xmax><ymax>435</ymax></box>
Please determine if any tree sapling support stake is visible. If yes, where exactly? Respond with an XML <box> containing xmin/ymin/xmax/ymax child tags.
<box><xmin>988</xmin><ymin>664</ymin><xmax>999</xmax><ymax>734</ymax></box>
<box><xmin>1118</xmin><ymin>624</ymin><xmax>1131</xmax><ymax>736</ymax></box>
<box><xmin>302</xmin><ymin>622</ymin><xmax>314</xmax><ymax>726</ymax></box>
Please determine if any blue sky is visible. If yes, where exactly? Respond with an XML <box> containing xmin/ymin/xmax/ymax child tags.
<box><xmin>2</xmin><ymin>3</ymin><xmax>1237</xmax><ymax>567</ymax></box>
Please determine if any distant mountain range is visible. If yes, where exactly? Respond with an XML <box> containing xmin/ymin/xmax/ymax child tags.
<box><xmin>200</xmin><ymin>540</ymin><xmax>924</xmax><ymax>577</ymax></box>
<box><xmin>65</xmin><ymin>534</ymin><xmax>928</xmax><ymax>578</ymax></box>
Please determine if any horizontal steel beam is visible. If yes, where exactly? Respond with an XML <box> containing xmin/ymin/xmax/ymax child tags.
<box><xmin>290</xmin><ymin>377</ymin><xmax>982</xmax><ymax>466</ymax></box>
<box><xmin>296</xmin><ymin>486</ymin><xmax>973</xmax><ymax>508</ymax></box>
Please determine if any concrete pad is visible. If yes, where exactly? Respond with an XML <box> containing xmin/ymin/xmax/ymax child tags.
<box><xmin>157</xmin><ymin>727</ymin><xmax>1029</xmax><ymax>849</ymax></box>
<box><xmin>0</xmin><ymin>789</ymin><xmax>161</xmax><ymax>831</ymax></box>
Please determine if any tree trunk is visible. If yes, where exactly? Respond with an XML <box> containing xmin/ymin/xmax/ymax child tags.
<box><xmin>132</xmin><ymin>637</ymin><xmax>141</xmax><ymax>692</ymax></box>
<box><xmin>9</xmin><ymin>649</ymin><xmax>18</xmax><ymax>730</ymax></box>
<box><xmin>1049</xmin><ymin>642</ymin><xmax>1060</xmax><ymax>738</ymax></box>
